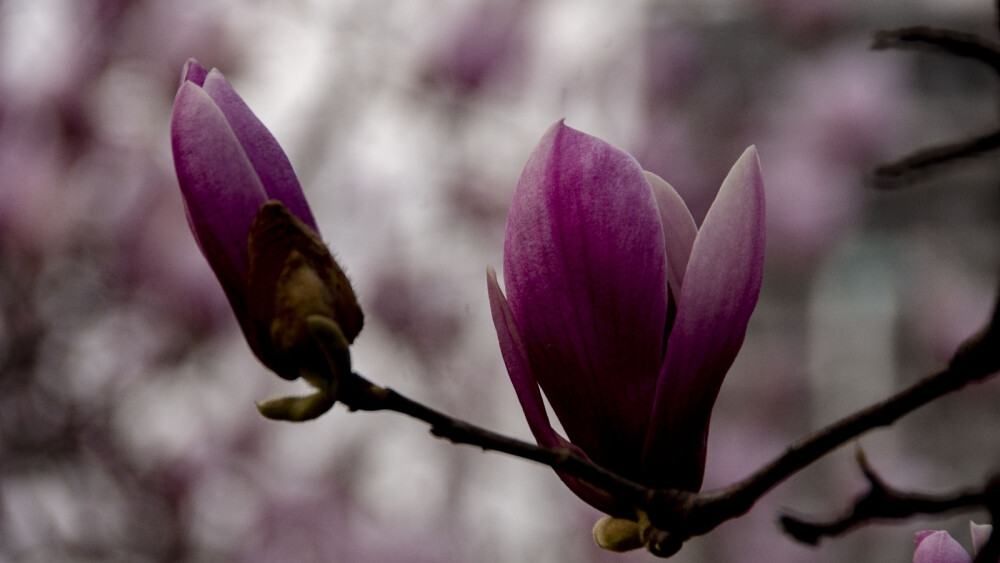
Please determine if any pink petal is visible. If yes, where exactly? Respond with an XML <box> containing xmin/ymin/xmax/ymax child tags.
<box><xmin>171</xmin><ymin>81</ymin><xmax>268</xmax><ymax>336</ymax></box>
<box><xmin>180</xmin><ymin>58</ymin><xmax>207</xmax><ymax>88</ymax></box>
<box><xmin>503</xmin><ymin>121</ymin><xmax>667</xmax><ymax>478</ymax></box>
<box><xmin>645</xmin><ymin>171</ymin><xmax>697</xmax><ymax>294</ymax></box>
<box><xmin>487</xmin><ymin>266</ymin><xmax>560</xmax><ymax>448</ymax></box>
<box><xmin>914</xmin><ymin>530</ymin><xmax>973</xmax><ymax>563</ymax></box>
<box><xmin>200</xmin><ymin>69</ymin><xmax>319</xmax><ymax>233</ymax></box>
<box><xmin>916</xmin><ymin>530</ymin><xmax>937</xmax><ymax>546</ymax></box>
<box><xmin>488</xmin><ymin>266</ymin><xmax>629</xmax><ymax>515</ymax></box>
<box><xmin>970</xmin><ymin>522</ymin><xmax>992</xmax><ymax>557</ymax></box>
<box><xmin>642</xmin><ymin>146</ymin><xmax>765</xmax><ymax>490</ymax></box>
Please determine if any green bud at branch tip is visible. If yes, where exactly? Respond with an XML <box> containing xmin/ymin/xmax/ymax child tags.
<box><xmin>593</xmin><ymin>516</ymin><xmax>643</xmax><ymax>552</ymax></box>
<box><xmin>256</xmin><ymin>390</ymin><xmax>336</xmax><ymax>422</ymax></box>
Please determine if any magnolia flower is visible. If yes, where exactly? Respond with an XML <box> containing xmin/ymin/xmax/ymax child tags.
<box><xmin>171</xmin><ymin>59</ymin><xmax>362</xmax><ymax>413</ymax></box>
<box><xmin>487</xmin><ymin>121</ymin><xmax>764</xmax><ymax>545</ymax></box>
<box><xmin>914</xmin><ymin>523</ymin><xmax>993</xmax><ymax>563</ymax></box>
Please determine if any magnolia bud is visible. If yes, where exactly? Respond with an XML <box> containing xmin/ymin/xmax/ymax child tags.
<box><xmin>246</xmin><ymin>200</ymin><xmax>363</xmax><ymax>421</ymax></box>
<box><xmin>247</xmin><ymin>200</ymin><xmax>363</xmax><ymax>384</ymax></box>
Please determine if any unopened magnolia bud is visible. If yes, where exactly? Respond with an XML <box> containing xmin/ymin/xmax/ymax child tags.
<box><xmin>247</xmin><ymin>200</ymin><xmax>363</xmax><ymax>383</ymax></box>
<box><xmin>593</xmin><ymin>516</ymin><xmax>642</xmax><ymax>552</ymax></box>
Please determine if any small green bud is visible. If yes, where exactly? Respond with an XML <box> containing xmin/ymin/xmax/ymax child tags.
<box><xmin>593</xmin><ymin>516</ymin><xmax>642</xmax><ymax>552</ymax></box>
<box><xmin>256</xmin><ymin>390</ymin><xmax>337</xmax><ymax>422</ymax></box>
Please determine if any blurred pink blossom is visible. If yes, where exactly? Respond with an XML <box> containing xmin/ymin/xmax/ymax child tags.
<box><xmin>422</xmin><ymin>0</ymin><xmax>534</xmax><ymax>95</ymax></box>
<box><xmin>761</xmin><ymin>45</ymin><xmax>909</xmax><ymax>261</ymax></box>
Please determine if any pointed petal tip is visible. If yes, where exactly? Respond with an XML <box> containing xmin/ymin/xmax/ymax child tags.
<box><xmin>170</xmin><ymin>80</ymin><xmax>211</xmax><ymax>137</ymax></box>
<box><xmin>180</xmin><ymin>58</ymin><xmax>208</xmax><ymax>88</ymax></box>
<box><xmin>486</xmin><ymin>265</ymin><xmax>502</xmax><ymax>300</ymax></box>
<box><xmin>509</xmin><ymin>119</ymin><xmax>668</xmax><ymax>473</ymax></box>
<box><xmin>195</xmin><ymin>67</ymin><xmax>318</xmax><ymax>234</ymax></box>
<box><xmin>970</xmin><ymin>522</ymin><xmax>992</xmax><ymax>556</ymax></box>
<box><xmin>539</xmin><ymin>119</ymin><xmax>576</xmax><ymax>145</ymax></box>
<box><xmin>735</xmin><ymin>145</ymin><xmax>763</xmax><ymax>181</ymax></box>
<box><xmin>486</xmin><ymin>266</ymin><xmax>562</xmax><ymax>451</ymax></box>
<box><xmin>204</xmin><ymin>67</ymin><xmax>225</xmax><ymax>83</ymax></box>
<box><xmin>747</xmin><ymin>145</ymin><xmax>762</xmax><ymax>170</ymax></box>
<box><xmin>644</xmin><ymin>170</ymin><xmax>697</xmax><ymax>291</ymax></box>
<box><xmin>720</xmin><ymin>145</ymin><xmax>765</xmax><ymax>236</ymax></box>
<box><xmin>914</xmin><ymin>530</ymin><xmax>936</xmax><ymax>548</ymax></box>
<box><xmin>539</xmin><ymin>119</ymin><xmax>569</xmax><ymax>144</ymax></box>
<box><xmin>169</xmin><ymin>81</ymin><xmax>268</xmax><ymax>257</ymax></box>
<box><xmin>640</xmin><ymin>143</ymin><xmax>766</xmax><ymax>488</ymax></box>
<box><xmin>913</xmin><ymin>530</ymin><xmax>973</xmax><ymax>563</ymax></box>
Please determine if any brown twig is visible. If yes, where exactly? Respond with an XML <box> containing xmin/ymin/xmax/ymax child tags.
<box><xmin>868</xmin><ymin>27</ymin><xmax>1000</xmax><ymax>189</ymax></box>
<box><xmin>765</xmin><ymin>20</ymin><xmax>1000</xmax><ymax>551</ymax></box>
<box><xmin>292</xmin><ymin>21</ymin><xmax>1000</xmax><ymax>548</ymax></box>
<box><xmin>340</xmin><ymin>370</ymin><xmax>687</xmax><ymax>513</ymax></box>
<box><xmin>304</xmin><ymin>282</ymin><xmax>1000</xmax><ymax>556</ymax></box>
<box><xmin>779</xmin><ymin>450</ymin><xmax>991</xmax><ymax>545</ymax></box>
<box><xmin>868</xmin><ymin>128</ymin><xmax>1000</xmax><ymax>189</ymax></box>
<box><xmin>772</xmin><ymin>283</ymin><xmax>1000</xmax><ymax>549</ymax></box>
<box><xmin>778</xmin><ymin>454</ymin><xmax>1000</xmax><ymax>563</ymax></box>
<box><xmin>872</xmin><ymin>27</ymin><xmax>1000</xmax><ymax>71</ymax></box>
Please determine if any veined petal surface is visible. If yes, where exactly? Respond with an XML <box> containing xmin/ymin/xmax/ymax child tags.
<box><xmin>172</xmin><ymin>82</ymin><xmax>268</xmax><ymax>299</ymax></box>
<box><xmin>200</xmin><ymin>70</ymin><xmax>319</xmax><ymax>232</ymax></box>
<box><xmin>487</xmin><ymin>266</ymin><xmax>559</xmax><ymax>448</ymax></box>
<box><xmin>645</xmin><ymin>171</ymin><xmax>697</xmax><ymax>295</ymax></box>
<box><xmin>643</xmin><ymin>146</ymin><xmax>765</xmax><ymax>490</ymax></box>
<box><xmin>503</xmin><ymin>121</ymin><xmax>668</xmax><ymax>478</ymax></box>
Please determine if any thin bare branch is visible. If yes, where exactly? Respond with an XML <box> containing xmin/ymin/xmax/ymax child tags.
<box><xmin>868</xmin><ymin>128</ymin><xmax>1000</xmax><ymax>189</ymax></box>
<box><xmin>873</xmin><ymin>27</ymin><xmax>1000</xmax><ymax>71</ymax></box>
<box><xmin>779</xmin><ymin>450</ymin><xmax>990</xmax><ymax>545</ymax></box>
<box><xmin>297</xmin><ymin>283</ymin><xmax>1000</xmax><ymax>556</ymax></box>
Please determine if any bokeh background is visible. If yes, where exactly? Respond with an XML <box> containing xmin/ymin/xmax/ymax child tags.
<box><xmin>1</xmin><ymin>0</ymin><xmax>999</xmax><ymax>561</ymax></box>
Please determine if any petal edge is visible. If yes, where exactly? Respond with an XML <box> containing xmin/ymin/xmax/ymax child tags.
<box><xmin>645</xmin><ymin>171</ymin><xmax>697</xmax><ymax>294</ymax></box>
<box><xmin>171</xmin><ymin>81</ymin><xmax>268</xmax><ymax>346</ymax></box>
<box><xmin>642</xmin><ymin>146</ymin><xmax>765</xmax><ymax>490</ymax></box>
<box><xmin>201</xmin><ymin>69</ymin><xmax>319</xmax><ymax>233</ymax></box>
<box><xmin>503</xmin><ymin>122</ymin><xmax>668</xmax><ymax>475</ymax></box>
<box><xmin>487</xmin><ymin>266</ymin><xmax>560</xmax><ymax>447</ymax></box>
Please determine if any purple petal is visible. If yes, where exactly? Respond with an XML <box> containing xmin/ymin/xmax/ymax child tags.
<box><xmin>645</xmin><ymin>171</ymin><xmax>697</xmax><ymax>295</ymax></box>
<box><xmin>503</xmin><ymin>121</ymin><xmax>667</xmax><ymax>478</ymax></box>
<box><xmin>200</xmin><ymin>69</ymin><xmax>319</xmax><ymax>233</ymax></box>
<box><xmin>488</xmin><ymin>266</ymin><xmax>630</xmax><ymax>515</ymax></box>
<box><xmin>914</xmin><ymin>531</ymin><xmax>973</xmax><ymax>563</ymax></box>
<box><xmin>916</xmin><ymin>531</ymin><xmax>937</xmax><ymax>547</ymax></box>
<box><xmin>171</xmin><ymin>81</ymin><xmax>268</xmax><ymax>335</ymax></box>
<box><xmin>642</xmin><ymin>146</ymin><xmax>765</xmax><ymax>490</ymax></box>
<box><xmin>180</xmin><ymin>58</ymin><xmax>207</xmax><ymax>88</ymax></box>
<box><xmin>487</xmin><ymin>266</ymin><xmax>560</xmax><ymax>448</ymax></box>
<box><xmin>970</xmin><ymin>522</ymin><xmax>992</xmax><ymax>557</ymax></box>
